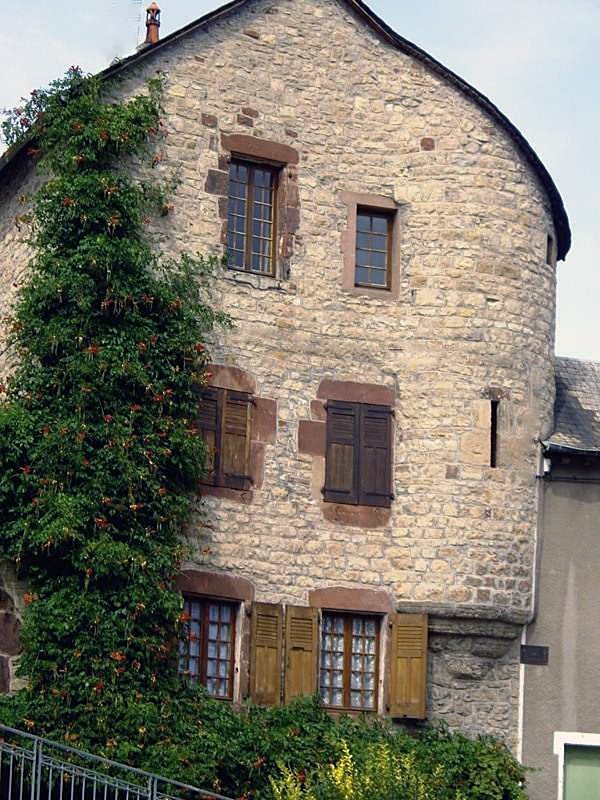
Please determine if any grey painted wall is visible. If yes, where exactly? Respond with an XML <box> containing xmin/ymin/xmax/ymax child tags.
<box><xmin>523</xmin><ymin>456</ymin><xmax>600</xmax><ymax>800</ymax></box>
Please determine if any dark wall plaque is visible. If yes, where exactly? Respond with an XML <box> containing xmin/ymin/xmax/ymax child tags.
<box><xmin>520</xmin><ymin>644</ymin><xmax>549</xmax><ymax>665</ymax></box>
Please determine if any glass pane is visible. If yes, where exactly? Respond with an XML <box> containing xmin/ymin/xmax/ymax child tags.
<box><xmin>355</xmin><ymin>267</ymin><xmax>369</xmax><ymax>285</ymax></box>
<box><xmin>332</xmin><ymin>689</ymin><xmax>343</xmax><ymax>707</ymax></box>
<box><xmin>206</xmin><ymin>660</ymin><xmax>216</xmax><ymax>677</ymax></box>
<box><xmin>370</xmin><ymin>269</ymin><xmax>387</xmax><ymax>286</ymax></box>
<box><xmin>357</xmin><ymin>232</ymin><xmax>370</xmax><ymax>250</ymax></box>
<box><xmin>208</xmin><ymin>604</ymin><xmax>219</xmax><ymax>622</ymax></box>
<box><xmin>371</xmin><ymin>249</ymin><xmax>386</xmax><ymax>268</ymax></box>
<box><xmin>372</xmin><ymin>215</ymin><xmax>388</xmax><ymax>234</ymax></box>
<box><xmin>357</xmin><ymin>213</ymin><xmax>371</xmax><ymax>232</ymax></box>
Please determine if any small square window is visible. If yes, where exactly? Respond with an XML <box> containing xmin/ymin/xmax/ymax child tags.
<box><xmin>178</xmin><ymin>596</ymin><xmax>237</xmax><ymax>699</ymax></box>
<box><xmin>355</xmin><ymin>210</ymin><xmax>392</xmax><ymax>289</ymax></box>
<box><xmin>226</xmin><ymin>160</ymin><xmax>277</xmax><ymax>276</ymax></box>
<box><xmin>341</xmin><ymin>192</ymin><xmax>400</xmax><ymax>297</ymax></box>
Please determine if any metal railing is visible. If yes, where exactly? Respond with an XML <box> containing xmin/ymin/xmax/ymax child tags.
<box><xmin>0</xmin><ymin>723</ymin><xmax>233</xmax><ymax>800</ymax></box>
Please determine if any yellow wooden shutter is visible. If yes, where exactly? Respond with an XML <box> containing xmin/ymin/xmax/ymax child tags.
<box><xmin>284</xmin><ymin>605</ymin><xmax>319</xmax><ymax>703</ymax></box>
<box><xmin>389</xmin><ymin>613</ymin><xmax>427</xmax><ymax>719</ymax></box>
<box><xmin>250</xmin><ymin>602</ymin><xmax>282</xmax><ymax>706</ymax></box>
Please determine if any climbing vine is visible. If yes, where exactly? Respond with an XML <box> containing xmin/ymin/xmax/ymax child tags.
<box><xmin>0</xmin><ymin>67</ymin><xmax>228</xmax><ymax>741</ymax></box>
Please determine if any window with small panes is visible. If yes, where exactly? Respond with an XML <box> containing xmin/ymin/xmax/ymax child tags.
<box><xmin>319</xmin><ymin>611</ymin><xmax>379</xmax><ymax>711</ymax></box>
<box><xmin>227</xmin><ymin>160</ymin><xmax>277</xmax><ymax>275</ymax></box>
<box><xmin>178</xmin><ymin>596</ymin><xmax>237</xmax><ymax>700</ymax></box>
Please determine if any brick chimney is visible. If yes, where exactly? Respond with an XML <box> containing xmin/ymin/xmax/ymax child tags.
<box><xmin>145</xmin><ymin>2</ymin><xmax>161</xmax><ymax>45</ymax></box>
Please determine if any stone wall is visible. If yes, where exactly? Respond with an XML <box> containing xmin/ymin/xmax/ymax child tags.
<box><xmin>0</xmin><ymin>0</ymin><xmax>559</xmax><ymax>746</ymax></box>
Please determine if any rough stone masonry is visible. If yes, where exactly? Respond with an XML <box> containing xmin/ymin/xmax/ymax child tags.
<box><xmin>0</xmin><ymin>0</ymin><xmax>561</xmax><ymax>746</ymax></box>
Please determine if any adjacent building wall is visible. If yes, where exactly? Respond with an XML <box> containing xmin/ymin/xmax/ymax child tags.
<box><xmin>523</xmin><ymin>456</ymin><xmax>600</xmax><ymax>799</ymax></box>
<box><xmin>0</xmin><ymin>0</ymin><xmax>560</xmax><ymax>745</ymax></box>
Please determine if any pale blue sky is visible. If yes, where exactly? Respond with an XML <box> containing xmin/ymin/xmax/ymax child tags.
<box><xmin>2</xmin><ymin>1</ymin><xmax>599</xmax><ymax>359</ymax></box>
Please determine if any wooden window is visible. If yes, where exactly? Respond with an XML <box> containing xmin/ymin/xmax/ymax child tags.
<box><xmin>319</xmin><ymin>612</ymin><xmax>379</xmax><ymax>711</ymax></box>
<box><xmin>198</xmin><ymin>387</ymin><xmax>252</xmax><ymax>490</ymax></box>
<box><xmin>227</xmin><ymin>160</ymin><xmax>277</xmax><ymax>276</ymax></box>
<box><xmin>355</xmin><ymin>210</ymin><xmax>392</xmax><ymax>289</ymax></box>
<box><xmin>324</xmin><ymin>401</ymin><xmax>393</xmax><ymax>507</ymax></box>
<box><xmin>178</xmin><ymin>596</ymin><xmax>236</xmax><ymax>699</ymax></box>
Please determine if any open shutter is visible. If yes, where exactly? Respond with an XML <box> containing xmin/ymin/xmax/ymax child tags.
<box><xmin>250</xmin><ymin>602</ymin><xmax>282</xmax><ymax>706</ymax></box>
<box><xmin>359</xmin><ymin>404</ymin><xmax>393</xmax><ymax>507</ymax></box>
<box><xmin>198</xmin><ymin>388</ymin><xmax>220</xmax><ymax>484</ymax></box>
<box><xmin>284</xmin><ymin>605</ymin><xmax>319</xmax><ymax>703</ymax></box>
<box><xmin>324</xmin><ymin>401</ymin><xmax>359</xmax><ymax>504</ymax></box>
<box><xmin>221</xmin><ymin>390</ymin><xmax>252</xmax><ymax>490</ymax></box>
<box><xmin>389</xmin><ymin>613</ymin><xmax>427</xmax><ymax>719</ymax></box>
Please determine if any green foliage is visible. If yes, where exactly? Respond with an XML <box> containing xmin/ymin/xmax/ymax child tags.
<box><xmin>268</xmin><ymin>717</ymin><xmax>528</xmax><ymax>800</ymax></box>
<box><xmin>0</xmin><ymin>68</ymin><xmax>228</xmax><ymax>742</ymax></box>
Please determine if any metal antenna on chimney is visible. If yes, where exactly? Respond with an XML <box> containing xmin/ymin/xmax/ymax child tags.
<box><xmin>131</xmin><ymin>0</ymin><xmax>144</xmax><ymax>47</ymax></box>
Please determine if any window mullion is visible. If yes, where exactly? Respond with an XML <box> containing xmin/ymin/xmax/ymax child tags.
<box><xmin>244</xmin><ymin>166</ymin><xmax>255</xmax><ymax>271</ymax></box>
<box><xmin>199</xmin><ymin>602</ymin><xmax>208</xmax><ymax>688</ymax></box>
<box><xmin>343</xmin><ymin>615</ymin><xmax>352</xmax><ymax>709</ymax></box>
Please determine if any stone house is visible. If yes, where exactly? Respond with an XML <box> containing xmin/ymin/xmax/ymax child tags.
<box><xmin>1</xmin><ymin>0</ymin><xmax>592</xmax><ymax>797</ymax></box>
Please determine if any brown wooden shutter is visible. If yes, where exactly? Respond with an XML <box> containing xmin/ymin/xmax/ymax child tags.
<box><xmin>389</xmin><ymin>613</ymin><xmax>427</xmax><ymax>719</ymax></box>
<box><xmin>221</xmin><ymin>390</ymin><xmax>252</xmax><ymax>490</ymax></box>
<box><xmin>359</xmin><ymin>404</ymin><xmax>393</xmax><ymax>507</ymax></box>
<box><xmin>284</xmin><ymin>605</ymin><xmax>319</xmax><ymax>703</ymax></box>
<box><xmin>324</xmin><ymin>401</ymin><xmax>359</xmax><ymax>504</ymax></box>
<box><xmin>198</xmin><ymin>387</ymin><xmax>220</xmax><ymax>484</ymax></box>
<box><xmin>250</xmin><ymin>602</ymin><xmax>282</xmax><ymax>706</ymax></box>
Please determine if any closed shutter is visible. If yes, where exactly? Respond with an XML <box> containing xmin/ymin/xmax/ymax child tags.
<box><xmin>250</xmin><ymin>602</ymin><xmax>282</xmax><ymax>706</ymax></box>
<box><xmin>284</xmin><ymin>605</ymin><xmax>319</xmax><ymax>703</ymax></box>
<box><xmin>221</xmin><ymin>390</ymin><xmax>252</xmax><ymax>490</ymax></box>
<box><xmin>359</xmin><ymin>404</ymin><xmax>393</xmax><ymax>507</ymax></box>
<box><xmin>198</xmin><ymin>388</ymin><xmax>220</xmax><ymax>484</ymax></box>
<box><xmin>324</xmin><ymin>401</ymin><xmax>359</xmax><ymax>504</ymax></box>
<box><xmin>389</xmin><ymin>613</ymin><xmax>427</xmax><ymax>719</ymax></box>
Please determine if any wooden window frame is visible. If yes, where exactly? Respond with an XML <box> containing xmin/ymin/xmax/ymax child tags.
<box><xmin>178</xmin><ymin>595</ymin><xmax>238</xmax><ymax>701</ymax></box>
<box><xmin>319</xmin><ymin>610</ymin><xmax>381</xmax><ymax>713</ymax></box>
<box><xmin>354</xmin><ymin>208</ymin><xmax>393</xmax><ymax>290</ymax></box>
<box><xmin>198</xmin><ymin>386</ymin><xmax>253</xmax><ymax>491</ymax></box>
<box><xmin>340</xmin><ymin>192</ymin><xmax>401</xmax><ymax>299</ymax></box>
<box><xmin>226</xmin><ymin>158</ymin><xmax>279</xmax><ymax>277</ymax></box>
<box><xmin>324</xmin><ymin>400</ymin><xmax>393</xmax><ymax>508</ymax></box>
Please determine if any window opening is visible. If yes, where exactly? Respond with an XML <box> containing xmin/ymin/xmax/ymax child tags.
<box><xmin>355</xmin><ymin>209</ymin><xmax>392</xmax><ymax>289</ymax></box>
<box><xmin>490</xmin><ymin>399</ymin><xmax>499</xmax><ymax>468</ymax></box>
<box><xmin>178</xmin><ymin>596</ymin><xmax>236</xmax><ymax>699</ymax></box>
<box><xmin>227</xmin><ymin>160</ymin><xmax>277</xmax><ymax>275</ymax></box>
<box><xmin>319</xmin><ymin>611</ymin><xmax>379</xmax><ymax>710</ymax></box>
<box><xmin>198</xmin><ymin>387</ymin><xmax>252</xmax><ymax>490</ymax></box>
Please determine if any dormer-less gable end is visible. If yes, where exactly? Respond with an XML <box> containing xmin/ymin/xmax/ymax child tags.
<box><xmin>1</xmin><ymin>0</ymin><xmax>568</xmax><ymax>260</ymax></box>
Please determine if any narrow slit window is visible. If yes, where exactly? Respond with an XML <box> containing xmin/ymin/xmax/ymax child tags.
<box><xmin>227</xmin><ymin>160</ymin><xmax>277</xmax><ymax>276</ymax></box>
<box><xmin>355</xmin><ymin>210</ymin><xmax>392</xmax><ymax>289</ymax></box>
<box><xmin>490</xmin><ymin>399</ymin><xmax>499</xmax><ymax>468</ymax></box>
<box><xmin>546</xmin><ymin>234</ymin><xmax>555</xmax><ymax>266</ymax></box>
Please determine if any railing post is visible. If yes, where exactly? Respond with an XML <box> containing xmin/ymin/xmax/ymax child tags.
<box><xmin>29</xmin><ymin>739</ymin><xmax>40</xmax><ymax>800</ymax></box>
<box><xmin>148</xmin><ymin>774</ymin><xmax>158</xmax><ymax>800</ymax></box>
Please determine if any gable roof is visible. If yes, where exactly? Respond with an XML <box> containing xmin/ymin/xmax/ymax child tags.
<box><xmin>0</xmin><ymin>0</ymin><xmax>571</xmax><ymax>259</ymax></box>
<box><xmin>544</xmin><ymin>357</ymin><xmax>600</xmax><ymax>455</ymax></box>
